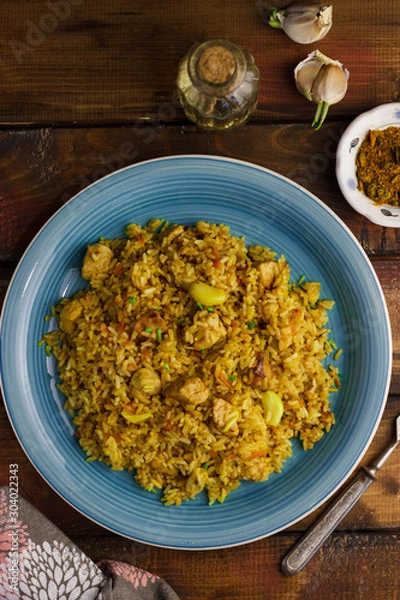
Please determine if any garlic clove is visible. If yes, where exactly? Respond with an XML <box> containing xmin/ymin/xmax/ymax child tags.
<box><xmin>294</xmin><ymin>50</ymin><xmax>349</xmax><ymax>129</ymax></box>
<box><xmin>312</xmin><ymin>63</ymin><xmax>349</xmax><ymax>105</ymax></box>
<box><xmin>294</xmin><ymin>57</ymin><xmax>323</xmax><ymax>100</ymax></box>
<box><xmin>268</xmin><ymin>4</ymin><xmax>333</xmax><ymax>44</ymax></box>
<box><xmin>311</xmin><ymin>63</ymin><xmax>349</xmax><ymax>129</ymax></box>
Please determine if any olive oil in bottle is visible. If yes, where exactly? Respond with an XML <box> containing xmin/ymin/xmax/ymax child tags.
<box><xmin>177</xmin><ymin>38</ymin><xmax>259</xmax><ymax>131</ymax></box>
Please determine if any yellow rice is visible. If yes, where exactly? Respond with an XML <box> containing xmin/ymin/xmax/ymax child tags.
<box><xmin>43</xmin><ymin>220</ymin><xmax>339</xmax><ymax>505</ymax></box>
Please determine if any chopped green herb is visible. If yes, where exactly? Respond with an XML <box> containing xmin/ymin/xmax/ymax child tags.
<box><xmin>207</xmin><ymin>306</ymin><xmax>214</xmax><ymax>312</ymax></box>
<box><xmin>200</xmin><ymin>349</ymin><xmax>205</xmax><ymax>355</ymax></box>
<box><xmin>45</xmin><ymin>345</ymin><xmax>52</xmax><ymax>356</ymax></box>
<box><xmin>155</xmin><ymin>306</ymin><xmax>161</xmax><ymax>312</ymax></box>
<box><xmin>145</xmin><ymin>326</ymin><xmax>152</xmax><ymax>333</ymax></box>
<box><xmin>202</xmin><ymin>462</ymin><xmax>209</xmax><ymax>469</ymax></box>
<box><xmin>163</xmin><ymin>364</ymin><xmax>169</xmax><ymax>371</ymax></box>
<box><xmin>248</xmin><ymin>321</ymin><xmax>256</xmax><ymax>330</ymax></box>
<box><xmin>297</xmin><ymin>274</ymin><xmax>306</xmax><ymax>286</ymax></box>
<box><xmin>229</xmin><ymin>375</ymin><xmax>236</xmax><ymax>382</ymax></box>
<box><xmin>334</xmin><ymin>348</ymin><xmax>343</xmax><ymax>360</ymax></box>
<box><xmin>196</xmin><ymin>301</ymin><xmax>203</xmax><ymax>310</ymax></box>
<box><xmin>37</xmin><ymin>339</ymin><xmax>45</xmax><ymax>347</ymax></box>
<box><xmin>177</xmin><ymin>317</ymin><xmax>185</xmax><ymax>323</ymax></box>
<box><xmin>156</xmin><ymin>328</ymin><xmax>162</xmax><ymax>342</ymax></box>
<box><xmin>129</xmin><ymin>297</ymin><xmax>136</xmax><ymax>304</ymax></box>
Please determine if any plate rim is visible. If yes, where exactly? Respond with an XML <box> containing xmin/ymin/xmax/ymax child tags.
<box><xmin>0</xmin><ymin>154</ymin><xmax>392</xmax><ymax>549</ymax></box>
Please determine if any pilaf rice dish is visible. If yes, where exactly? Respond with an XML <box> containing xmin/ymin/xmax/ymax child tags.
<box><xmin>41</xmin><ymin>220</ymin><xmax>340</xmax><ymax>505</ymax></box>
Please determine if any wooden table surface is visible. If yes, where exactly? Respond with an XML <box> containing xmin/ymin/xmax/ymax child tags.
<box><xmin>0</xmin><ymin>1</ymin><xmax>399</xmax><ymax>598</ymax></box>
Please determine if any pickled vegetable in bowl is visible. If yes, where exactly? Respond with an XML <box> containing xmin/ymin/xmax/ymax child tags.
<box><xmin>336</xmin><ymin>103</ymin><xmax>400</xmax><ymax>227</ymax></box>
<box><xmin>355</xmin><ymin>126</ymin><xmax>400</xmax><ymax>206</ymax></box>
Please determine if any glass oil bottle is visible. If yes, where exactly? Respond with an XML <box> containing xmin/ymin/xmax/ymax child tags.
<box><xmin>177</xmin><ymin>38</ymin><xmax>260</xmax><ymax>131</ymax></box>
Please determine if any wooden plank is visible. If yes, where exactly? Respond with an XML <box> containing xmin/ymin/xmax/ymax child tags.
<box><xmin>0</xmin><ymin>267</ymin><xmax>13</xmax><ymax>301</ymax></box>
<box><xmin>0</xmin><ymin>1</ymin><xmax>399</xmax><ymax>125</ymax></box>
<box><xmin>60</xmin><ymin>532</ymin><xmax>400</xmax><ymax>600</ymax></box>
<box><xmin>1</xmin><ymin>125</ymin><xmax>400</xmax><ymax>262</ymax></box>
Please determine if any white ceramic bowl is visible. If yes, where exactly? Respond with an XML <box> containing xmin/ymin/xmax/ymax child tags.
<box><xmin>336</xmin><ymin>103</ymin><xmax>400</xmax><ymax>227</ymax></box>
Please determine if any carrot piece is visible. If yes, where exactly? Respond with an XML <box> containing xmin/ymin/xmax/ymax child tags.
<box><xmin>290</xmin><ymin>308</ymin><xmax>303</xmax><ymax>335</ymax></box>
<box><xmin>246</xmin><ymin>450</ymin><xmax>267</xmax><ymax>460</ymax></box>
<box><xmin>212</xmin><ymin>245</ymin><xmax>221</xmax><ymax>268</ymax></box>
<box><xmin>218</xmin><ymin>373</ymin><xmax>234</xmax><ymax>392</ymax></box>
<box><xmin>114</xmin><ymin>263</ymin><xmax>124</xmax><ymax>276</ymax></box>
<box><xmin>333</xmin><ymin>373</ymin><xmax>341</xmax><ymax>389</ymax></box>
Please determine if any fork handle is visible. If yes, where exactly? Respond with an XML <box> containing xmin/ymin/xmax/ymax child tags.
<box><xmin>281</xmin><ymin>469</ymin><xmax>375</xmax><ymax>576</ymax></box>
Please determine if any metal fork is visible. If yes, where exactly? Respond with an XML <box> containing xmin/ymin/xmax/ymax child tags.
<box><xmin>281</xmin><ymin>414</ymin><xmax>400</xmax><ymax>576</ymax></box>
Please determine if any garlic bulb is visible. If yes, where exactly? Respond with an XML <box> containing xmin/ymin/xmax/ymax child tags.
<box><xmin>268</xmin><ymin>3</ymin><xmax>333</xmax><ymax>44</ymax></box>
<box><xmin>295</xmin><ymin>50</ymin><xmax>349</xmax><ymax>129</ymax></box>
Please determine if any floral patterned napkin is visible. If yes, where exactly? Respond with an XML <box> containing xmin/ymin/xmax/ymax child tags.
<box><xmin>0</xmin><ymin>487</ymin><xmax>180</xmax><ymax>599</ymax></box>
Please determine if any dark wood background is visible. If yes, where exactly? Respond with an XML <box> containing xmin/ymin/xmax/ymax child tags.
<box><xmin>0</xmin><ymin>1</ymin><xmax>399</xmax><ymax>598</ymax></box>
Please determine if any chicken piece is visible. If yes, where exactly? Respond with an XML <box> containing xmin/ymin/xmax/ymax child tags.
<box><xmin>242</xmin><ymin>459</ymin><xmax>268</xmax><ymax>481</ymax></box>
<box><xmin>81</xmin><ymin>243</ymin><xmax>113</xmax><ymax>280</ymax></box>
<box><xmin>134</xmin><ymin>311</ymin><xmax>167</xmax><ymax>338</ymax></box>
<box><xmin>237</xmin><ymin>443</ymin><xmax>270</xmax><ymax>480</ymax></box>
<box><xmin>150</xmin><ymin>454</ymin><xmax>179</xmax><ymax>477</ymax></box>
<box><xmin>187</xmin><ymin>313</ymin><xmax>227</xmax><ymax>351</ymax></box>
<box><xmin>185</xmin><ymin>467</ymin><xmax>208</xmax><ymax>496</ymax></box>
<box><xmin>212</xmin><ymin>398</ymin><xmax>240</xmax><ymax>436</ymax></box>
<box><xmin>131</xmin><ymin>367</ymin><xmax>161</xmax><ymax>396</ymax></box>
<box><xmin>166</xmin><ymin>376</ymin><xmax>210</xmax><ymax>407</ymax></box>
<box><xmin>255</xmin><ymin>352</ymin><xmax>267</xmax><ymax>378</ymax></box>
<box><xmin>257</xmin><ymin>261</ymin><xmax>278</xmax><ymax>290</ymax></box>
<box><xmin>161</xmin><ymin>225</ymin><xmax>185</xmax><ymax>244</ymax></box>
<box><xmin>59</xmin><ymin>299</ymin><xmax>83</xmax><ymax>334</ymax></box>
<box><xmin>251</xmin><ymin>352</ymin><xmax>273</xmax><ymax>390</ymax></box>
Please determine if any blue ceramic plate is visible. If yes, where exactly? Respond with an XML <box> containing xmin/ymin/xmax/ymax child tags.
<box><xmin>0</xmin><ymin>156</ymin><xmax>391</xmax><ymax>549</ymax></box>
<box><xmin>336</xmin><ymin>103</ymin><xmax>400</xmax><ymax>227</ymax></box>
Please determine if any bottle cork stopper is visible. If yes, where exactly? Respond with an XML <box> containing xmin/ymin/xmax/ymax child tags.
<box><xmin>197</xmin><ymin>45</ymin><xmax>236</xmax><ymax>84</ymax></box>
